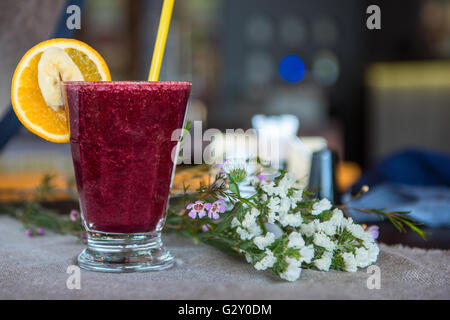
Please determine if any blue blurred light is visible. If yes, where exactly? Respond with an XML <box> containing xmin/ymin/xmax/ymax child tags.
<box><xmin>278</xmin><ymin>54</ymin><xmax>305</xmax><ymax>83</ymax></box>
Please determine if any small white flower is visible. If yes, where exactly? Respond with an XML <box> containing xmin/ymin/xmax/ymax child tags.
<box><xmin>278</xmin><ymin>173</ymin><xmax>297</xmax><ymax>190</ymax></box>
<box><xmin>267</xmin><ymin>210</ymin><xmax>278</xmax><ymax>224</ymax></box>
<box><xmin>222</xmin><ymin>158</ymin><xmax>247</xmax><ymax>174</ymax></box>
<box><xmin>314</xmin><ymin>252</ymin><xmax>332</xmax><ymax>271</ymax></box>
<box><xmin>274</xmin><ymin>174</ymin><xmax>296</xmax><ymax>199</ymax></box>
<box><xmin>318</xmin><ymin>221</ymin><xmax>336</xmax><ymax>236</ymax></box>
<box><xmin>340</xmin><ymin>217</ymin><xmax>354</xmax><ymax>229</ymax></box>
<box><xmin>361</xmin><ymin>230</ymin><xmax>377</xmax><ymax>243</ymax></box>
<box><xmin>313</xmin><ymin>232</ymin><xmax>336</xmax><ymax>251</ymax></box>
<box><xmin>242</xmin><ymin>209</ymin><xmax>259</xmax><ymax>229</ymax></box>
<box><xmin>231</xmin><ymin>217</ymin><xmax>240</xmax><ymax>228</ymax></box>
<box><xmin>279</xmin><ymin>197</ymin><xmax>291</xmax><ymax>213</ymax></box>
<box><xmin>279</xmin><ymin>213</ymin><xmax>302</xmax><ymax>227</ymax></box>
<box><xmin>245</xmin><ymin>253</ymin><xmax>252</xmax><ymax>263</ymax></box>
<box><xmin>253</xmin><ymin>232</ymin><xmax>276</xmax><ymax>250</ymax></box>
<box><xmin>346</xmin><ymin>224</ymin><xmax>366</xmax><ymax>239</ymax></box>
<box><xmin>260</xmin><ymin>193</ymin><xmax>268</xmax><ymax>202</ymax></box>
<box><xmin>367</xmin><ymin>242</ymin><xmax>379</xmax><ymax>263</ymax></box>
<box><xmin>311</xmin><ymin>198</ymin><xmax>332</xmax><ymax>215</ymax></box>
<box><xmin>355</xmin><ymin>247</ymin><xmax>370</xmax><ymax>268</ymax></box>
<box><xmin>248</xmin><ymin>224</ymin><xmax>262</xmax><ymax>237</ymax></box>
<box><xmin>287</xmin><ymin>232</ymin><xmax>305</xmax><ymax>249</ymax></box>
<box><xmin>300</xmin><ymin>221</ymin><xmax>317</xmax><ymax>237</ymax></box>
<box><xmin>241</xmin><ymin>216</ymin><xmax>255</xmax><ymax>229</ymax></box>
<box><xmin>291</xmin><ymin>189</ymin><xmax>303</xmax><ymax>202</ymax></box>
<box><xmin>250</xmin><ymin>207</ymin><xmax>260</xmax><ymax>216</ymax></box>
<box><xmin>280</xmin><ymin>257</ymin><xmax>301</xmax><ymax>282</ymax></box>
<box><xmin>236</xmin><ymin>227</ymin><xmax>252</xmax><ymax>240</ymax></box>
<box><xmin>254</xmin><ymin>249</ymin><xmax>277</xmax><ymax>270</ymax></box>
<box><xmin>290</xmin><ymin>199</ymin><xmax>297</xmax><ymax>209</ymax></box>
<box><xmin>267</xmin><ymin>196</ymin><xmax>280</xmax><ymax>212</ymax></box>
<box><xmin>274</xmin><ymin>186</ymin><xmax>289</xmax><ymax>199</ymax></box>
<box><xmin>342</xmin><ymin>252</ymin><xmax>357</xmax><ymax>272</ymax></box>
<box><xmin>261</xmin><ymin>181</ymin><xmax>276</xmax><ymax>196</ymax></box>
<box><xmin>329</xmin><ymin>208</ymin><xmax>344</xmax><ymax>226</ymax></box>
<box><xmin>299</xmin><ymin>245</ymin><xmax>315</xmax><ymax>264</ymax></box>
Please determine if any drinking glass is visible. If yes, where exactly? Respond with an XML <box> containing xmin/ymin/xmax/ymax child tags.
<box><xmin>62</xmin><ymin>81</ymin><xmax>191</xmax><ymax>272</ymax></box>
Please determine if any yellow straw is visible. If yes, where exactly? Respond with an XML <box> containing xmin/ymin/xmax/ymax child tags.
<box><xmin>148</xmin><ymin>0</ymin><xmax>175</xmax><ymax>81</ymax></box>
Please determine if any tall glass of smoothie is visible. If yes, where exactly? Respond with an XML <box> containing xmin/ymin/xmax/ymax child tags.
<box><xmin>62</xmin><ymin>81</ymin><xmax>191</xmax><ymax>272</ymax></box>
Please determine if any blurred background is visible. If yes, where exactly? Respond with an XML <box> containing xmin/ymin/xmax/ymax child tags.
<box><xmin>1</xmin><ymin>0</ymin><xmax>449</xmax><ymax>247</ymax></box>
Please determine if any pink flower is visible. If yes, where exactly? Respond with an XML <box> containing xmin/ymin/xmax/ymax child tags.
<box><xmin>207</xmin><ymin>199</ymin><xmax>226</xmax><ymax>220</ymax></box>
<box><xmin>217</xmin><ymin>163</ymin><xmax>225</xmax><ymax>174</ymax></box>
<box><xmin>186</xmin><ymin>201</ymin><xmax>208</xmax><ymax>219</ymax></box>
<box><xmin>36</xmin><ymin>227</ymin><xmax>44</xmax><ymax>235</ymax></box>
<box><xmin>258</xmin><ymin>174</ymin><xmax>266</xmax><ymax>181</ymax></box>
<box><xmin>201</xmin><ymin>224</ymin><xmax>210</xmax><ymax>232</ymax></box>
<box><xmin>25</xmin><ymin>229</ymin><xmax>33</xmax><ymax>237</ymax></box>
<box><xmin>70</xmin><ymin>209</ymin><xmax>80</xmax><ymax>222</ymax></box>
<box><xmin>366</xmin><ymin>225</ymin><xmax>379</xmax><ymax>239</ymax></box>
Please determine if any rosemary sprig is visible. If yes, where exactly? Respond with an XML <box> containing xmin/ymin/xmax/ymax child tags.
<box><xmin>0</xmin><ymin>200</ymin><xmax>84</xmax><ymax>238</ymax></box>
<box><xmin>0</xmin><ymin>174</ymin><xmax>84</xmax><ymax>238</ymax></box>
<box><xmin>340</xmin><ymin>206</ymin><xmax>427</xmax><ymax>240</ymax></box>
<box><xmin>35</xmin><ymin>173</ymin><xmax>56</xmax><ymax>201</ymax></box>
<box><xmin>338</xmin><ymin>185</ymin><xmax>427</xmax><ymax>240</ymax></box>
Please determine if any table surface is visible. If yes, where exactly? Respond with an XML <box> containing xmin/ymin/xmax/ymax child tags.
<box><xmin>1</xmin><ymin>216</ymin><xmax>449</xmax><ymax>300</ymax></box>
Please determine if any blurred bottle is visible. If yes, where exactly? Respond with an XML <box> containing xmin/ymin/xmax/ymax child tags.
<box><xmin>308</xmin><ymin>148</ymin><xmax>339</xmax><ymax>203</ymax></box>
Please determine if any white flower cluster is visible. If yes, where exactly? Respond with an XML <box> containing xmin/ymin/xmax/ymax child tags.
<box><xmin>232</xmin><ymin>207</ymin><xmax>262</xmax><ymax>240</ymax></box>
<box><xmin>229</xmin><ymin>170</ymin><xmax>379</xmax><ymax>282</ymax></box>
<box><xmin>254</xmin><ymin>249</ymin><xmax>277</xmax><ymax>270</ymax></box>
<box><xmin>222</xmin><ymin>158</ymin><xmax>248</xmax><ymax>183</ymax></box>
<box><xmin>253</xmin><ymin>232</ymin><xmax>275</xmax><ymax>250</ymax></box>
<box><xmin>260</xmin><ymin>173</ymin><xmax>303</xmax><ymax>228</ymax></box>
<box><xmin>311</xmin><ymin>198</ymin><xmax>332</xmax><ymax>215</ymax></box>
<box><xmin>299</xmin><ymin>207</ymin><xmax>379</xmax><ymax>272</ymax></box>
<box><xmin>278</xmin><ymin>232</ymin><xmax>314</xmax><ymax>281</ymax></box>
<box><xmin>260</xmin><ymin>173</ymin><xmax>297</xmax><ymax>198</ymax></box>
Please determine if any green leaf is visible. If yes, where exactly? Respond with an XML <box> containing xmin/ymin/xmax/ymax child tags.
<box><xmin>229</xmin><ymin>182</ymin><xmax>240</xmax><ymax>197</ymax></box>
<box><xmin>403</xmin><ymin>220</ymin><xmax>427</xmax><ymax>240</ymax></box>
<box><xmin>215</xmin><ymin>204</ymin><xmax>241</xmax><ymax>233</ymax></box>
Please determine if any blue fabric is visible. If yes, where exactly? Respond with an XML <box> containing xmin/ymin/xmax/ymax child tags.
<box><xmin>343</xmin><ymin>183</ymin><xmax>450</xmax><ymax>227</ymax></box>
<box><xmin>352</xmin><ymin>149</ymin><xmax>450</xmax><ymax>191</ymax></box>
<box><xmin>346</xmin><ymin>149</ymin><xmax>450</xmax><ymax>227</ymax></box>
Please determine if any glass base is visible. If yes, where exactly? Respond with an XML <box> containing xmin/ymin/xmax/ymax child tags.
<box><xmin>78</xmin><ymin>231</ymin><xmax>174</xmax><ymax>273</ymax></box>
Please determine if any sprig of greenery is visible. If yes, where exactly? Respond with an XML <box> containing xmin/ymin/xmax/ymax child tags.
<box><xmin>35</xmin><ymin>173</ymin><xmax>56</xmax><ymax>201</ymax></box>
<box><xmin>0</xmin><ymin>174</ymin><xmax>84</xmax><ymax>238</ymax></box>
<box><xmin>338</xmin><ymin>185</ymin><xmax>427</xmax><ymax>239</ymax></box>
<box><xmin>340</xmin><ymin>206</ymin><xmax>427</xmax><ymax>239</ymax></box>
<box><xmin>0</xmin><ymin>201</ymin><xmax>84</xmax><ymax>236</ymax></box>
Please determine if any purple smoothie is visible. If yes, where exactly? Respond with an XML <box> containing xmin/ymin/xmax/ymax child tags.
<box><xmin>63</xmin><ymin>81</ymin><xmax>191</xmax><ymax>234</ymax></box>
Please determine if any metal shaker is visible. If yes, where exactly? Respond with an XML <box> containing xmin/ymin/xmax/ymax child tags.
<box><xmin>308</xmin><ymin>148</ymin><xmax>339</xmax><ymax>204</ymax></box>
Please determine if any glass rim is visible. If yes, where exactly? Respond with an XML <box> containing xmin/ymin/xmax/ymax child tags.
<box><xmin>61</xmin><ymin>80</ymin><xmax>192</xmax><ymax>87</ymax></box>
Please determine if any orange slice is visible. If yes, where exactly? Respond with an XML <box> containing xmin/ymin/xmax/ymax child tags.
<box><xmin>11</xmin><ymin>38</ymin><xmax>111</xmax><ymax>142</ymax></box>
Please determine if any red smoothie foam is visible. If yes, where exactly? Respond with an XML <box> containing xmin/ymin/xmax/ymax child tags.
<box><xmin>63</xmin><ymin>81</ymin><xmax>191</xmax><ymax>233</ymax></box>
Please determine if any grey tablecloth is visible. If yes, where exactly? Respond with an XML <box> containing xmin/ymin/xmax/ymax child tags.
<box><xmin>0</xmin><ymin>216</ymin><xmax>449</xmax><ymax>299</ymax></box>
